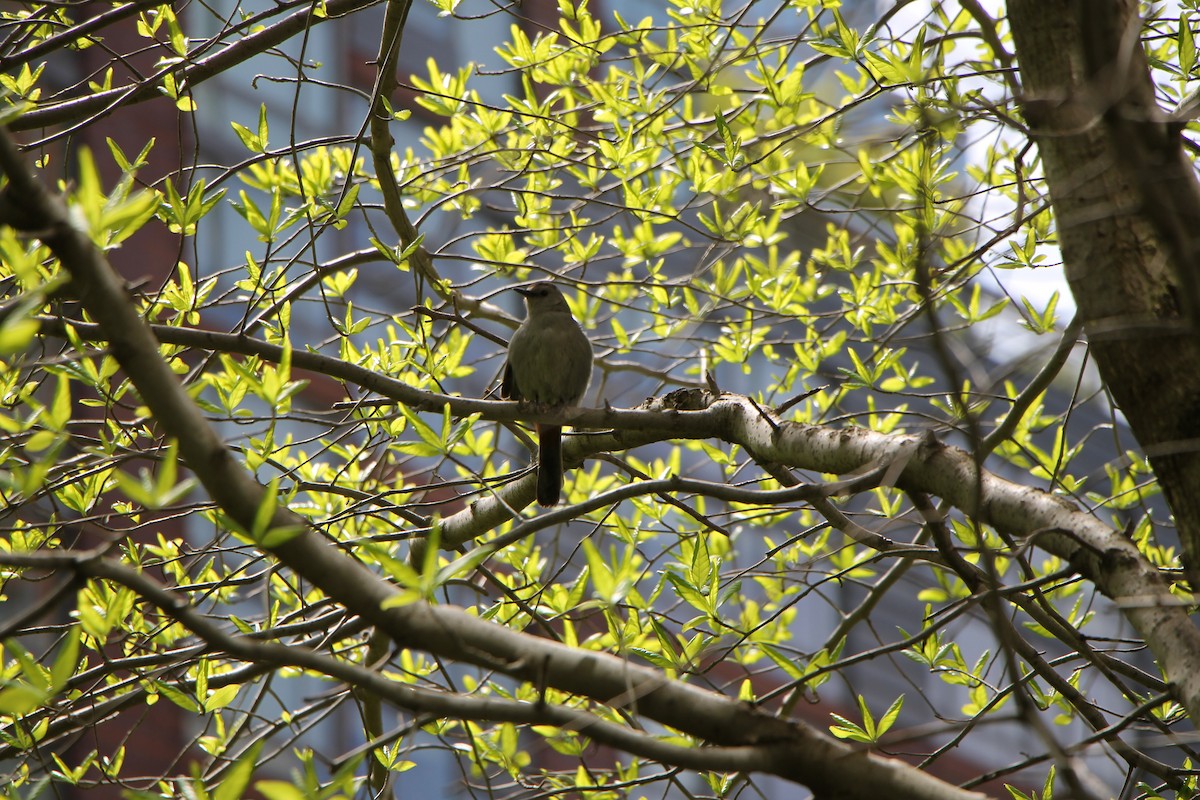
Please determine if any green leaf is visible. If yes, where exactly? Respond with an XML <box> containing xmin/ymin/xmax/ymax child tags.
<box><xmin>250</xmin><ymin>480</ymin><xmax>280</xmax><ymax>541</ymax></box>
<box><xmin>255</xmin><ymin>782</ymin><xmax>309</xmax><ymax>800</ymax></box>
<box><xmin>154</xmin><ymin>680</ymin><xmax>202</xmax><ymax>712</ymax></box>
<box><xmin>49</xmin><ymin>625</ymin><xmax>81</xmax><ymax>690</ymax></box>
<box><xmin>213</xmin><ymin>741</ymin><xmax>263</xmax><ymax>800</ymax></box>
<box><xmin>1020</xmin><ymin>291</ymin><xmax>1059</xmax><ymax>334</ymax></box>
<box><xmin>0</xmin><ymin>317</ymin><xmax>38</xmax><ymax>354</ymax></box>
<box><xmin>828</xmin><ymin>712</ymin><xmax>870</xmax><ymax>742</ymax></box>
<box><xmin>0</xmin><ymin>683</ymin><xmax>45</xmax><ymax>716</ymax></box>
<box><xmin>875</xmin><ymin>693</ymin><xmax>905</xmax><ymax>738</ymax></box>
<box><xmin>1181</xmin><ymin>15</ymin><xmax>1196</xmax><ymax>77</ymax></box>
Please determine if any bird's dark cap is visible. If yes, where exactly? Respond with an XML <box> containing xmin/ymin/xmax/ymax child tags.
<box><xmin>514</xmin><ymin>282</ymin><xmax>556</xmax><ymax>298</ymax></box>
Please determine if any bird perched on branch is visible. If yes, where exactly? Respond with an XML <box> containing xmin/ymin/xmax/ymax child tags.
<box><xmin>501</xmin><ymin>282</ymin><xmax>593</xmax><ymax>506</ymax></box>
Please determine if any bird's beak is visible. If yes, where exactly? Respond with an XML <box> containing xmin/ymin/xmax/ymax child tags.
<box><xmin>514</xmin><ymin>286</ymin><xmax>534</xmax><ymax>297</ymax></box>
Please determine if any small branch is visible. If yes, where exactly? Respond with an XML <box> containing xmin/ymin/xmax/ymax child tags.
<box><xmin>808</xmin><ymin>494</ymin><xmax>948</xmax><ymax>567</ymax></box>
<box><xmin>957</xmin><ymin>0</ymin><xmax>1015</xmax><ymax>85</ymax></box>
<box><xmin>0</xmin><ymin>0</ymin><xmax>161</xmax><ymax>74</ymax></box>
<box><xmin>981</xmin><ymin>315</ymin><xmax>1083</xmax><ymax>456</ymax></box>
<box><xmin>367</xmin><ymin>0</ymin><xmax>440</xmax><ymax>289</ymax></box>
<box><xmin>10</xmin><ymin>0</ymin><xmax>379</xmax><ymax>137</ymax></box>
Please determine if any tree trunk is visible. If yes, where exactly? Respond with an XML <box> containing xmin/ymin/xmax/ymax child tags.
<box><xmin>1009</xmin><ymin>0</ymin><xmax>1200</xmax><ymax>589</ymax></box>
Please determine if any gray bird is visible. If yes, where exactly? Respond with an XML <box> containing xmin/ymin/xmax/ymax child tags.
<box><xmin>501</xmin><ymin>282</ymin><xmax>594</xmax><ymax>506</ymax></box>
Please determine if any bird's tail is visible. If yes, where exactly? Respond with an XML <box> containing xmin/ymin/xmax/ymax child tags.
<box><xmin>536</xmin><ymin>424</ymin><xmax>563</xmax><ymax>506</ymax></box>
